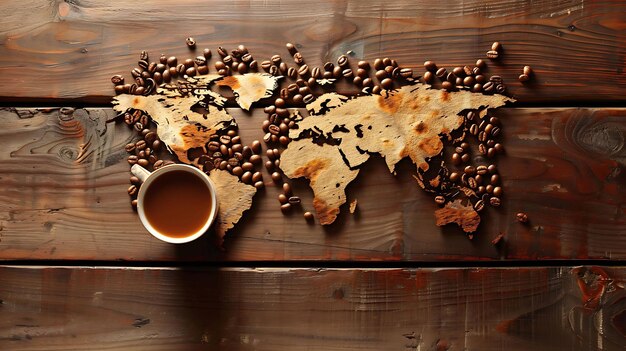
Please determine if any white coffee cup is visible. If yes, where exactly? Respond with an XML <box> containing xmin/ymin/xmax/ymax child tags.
<box><xmin>131</xmin><ymin>163</ymin><xmax>219</xmax><ymax>244</ymax></box>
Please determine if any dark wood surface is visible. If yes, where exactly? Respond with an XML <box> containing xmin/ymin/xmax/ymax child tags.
<box><xmin>1</xmin><ymin>0</ymin><xmax>626</xmax><ymax>103</ymax></box>
<box><xmin>2</xmin><ymin>1</ymin><xmax>626</xmax><ymax>349</ymax></box>
<box><xmin>1</xmin><ymin>265</ymin><xmax>625</xmax><ymax>350</ymax></box>
<box><xmin>0</xmin><ymin>107</ymin><xmax>624</xmax><ymax>262</ymax></box>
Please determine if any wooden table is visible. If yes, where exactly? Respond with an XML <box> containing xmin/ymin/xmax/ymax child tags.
<box><xmin>1</xmin><ymin>1</ymin><xmax>625</xmax><ymax>349</ymax></box>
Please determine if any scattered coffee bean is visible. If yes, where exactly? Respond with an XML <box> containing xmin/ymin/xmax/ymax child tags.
<box><xmin>474</xmin><ymin>199</ymin><xmax>485</xmax><ymax>212</ymax></box>
<box><xmin>185</xmin><ymin>37</ymin><xmax>196</xmax><ymax>49</ymax></box>
<box><xmin>304</xmin><ymin>211</ymin><xmax>314</xmax><ymax>221</ymax></box>
<box><xmin>137</xmin><ymin>158</ymin><xmax>149</xmax><ymax>167</ymax></box>
<box><xmin>288</xmin><ymin>196</ymin><xmax>301</xmax><ymax>205</ymax></box>
<box><xmin>491</xmin><ymin>41</ymin><xmax>502</xmax><ymax>51</ymax></box>
<box><xmin>374</xmin><ymin>58</ymin><xmax>384</xmax><ymax>70</ymax></box>
<box><xmin>280</xmin><ymin>203</ymin><xmax>292</xmax><ymax>213</ymax></box>
<box><xmin>489</xmin><ymin>197</ymin><xmax>501</xmax><ymax>207</ymax></box>
<box><xmin>464</xmin><ymin>165</ymin><xmax>476</xmax><ymax>175</ymax></box>
<box><xmin>435</xmin><ymin>195</ymin><xmax>446</xmax><ymax>205</ymax></box>
<box><xmin>486</xmin><ymin>50</ymin><xmax>499</xmax><ymax>59</ymax></box>
<box><xmin>282</xmin><ymin>182</ymin><xmax>292</xmax><ymax>196</ymax></box>
<box><xmin>293</xmin><ymin>52</ymin><xmax>304</xmax><ymax>65</ymax></box>
<box><xmin>516</xmin><ymin>212</ymin><xmax>529</xmax><ymax>223</ymax></box>
<box><xmin>271</xmin><ymin>172</ymin><xmax>282</xmax><ymax>182</ymax></box>
<box><xmin>298</xmin><ymin>64</ymin><xmax>310</xmax><ymax>77</ymax></box>
<box><xmin>435</xmin><ymin>67</ymin><xmax>447</xmax><ymax>79</ymax></box>
<box><xmin>125</xmin><ymin>143</ymin><xmax>136</xmax><ymax>153</ymax></box>
<box><xmin>342</xmin><ymin>68</ymin><xmax>353</xmax><ymax>78</ymax></box>
<box><xmin>337</xmin><ymin>55</ymin><xmax>348</xmax><ymax>67</ymax></box>
<box><xmin>441</xmin><ymin>81</ymin><xmax>453</xmax><ymax>91</ymax></box>
<box><xmin>423</xmin><ymin>71</ymin><xmax>434</xmax><ymax>83</ymax></box>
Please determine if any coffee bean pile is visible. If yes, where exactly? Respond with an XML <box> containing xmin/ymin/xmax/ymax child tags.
<box><xmin>214</xmin><ymin>44</ymin><xmax>258</xmax><ymax>76</ymax></box>
<box><xmin>120</xmin><ymin>109</ymin><xmax>175</xmax><ymax>209</ymax></box>
<box><xmin>111</xmin><ymin>46</ymin><xmax>214</xmax><ymax>95</ymax></box>
<box><xmin>199</xmin><ymin>129</ymin><xmax>265</xmax><ymax>190</ymax></box>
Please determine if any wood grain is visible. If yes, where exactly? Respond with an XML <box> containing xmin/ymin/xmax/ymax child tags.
<box><xmin>0</xmin><ymin>266</ymin><xmax>624</xmax><ymax>350</ymax></box>
<box><xmin>0</xmin><ymin>107</ymin><xmax>624</xmax><ymax>262</ymax></box>
<box><xmin>0</xmin><ymin>0</ymin><xmax>625</xmax><ymax>103</ymax></box>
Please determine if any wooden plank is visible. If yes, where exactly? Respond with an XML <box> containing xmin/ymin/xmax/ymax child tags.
<box><xmin>0</xmin><ymin>0</ymin><xmax>625</xmax><ymax>103</ymax></box>
<box><xmin>0</xmin><ymin>107</ymin><xmax>624</xmax><ymax>262</ymax></box>
<box><xmin>0</xmin><ymin>266</ymin><xmax>624</xmax><ymax>350</ymax></box>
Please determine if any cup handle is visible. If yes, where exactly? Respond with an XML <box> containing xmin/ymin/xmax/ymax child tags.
<box><xmin>131</xmin><ymin>164</ymin><xmax>152</xmax><ymax>183</ymax></box>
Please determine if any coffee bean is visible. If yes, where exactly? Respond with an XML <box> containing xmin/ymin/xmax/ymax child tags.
<box><xmin>492</xmin><ymin>186</ymin><xmax>502</xmax><ymax>197</ymax></box>
<box><xmin>231</xmin><ymin>166</ymin><xmax>244</xmax><ymax>177</ymax></box>
<box><xmin>372</xmin><ymin>85</ymin><xmax>382</xmax><ymax>95</ymax></box>
<box><xmin>280</xmin><ymin>203</ymin><xmax>292</xmax><ymax>213</ymax></box>
<box><xmin>152</xmin><ymin>139</ymin><xmax>162</xmax><ymax>151</ymax></box>
<box><xmin>322</xmin><ymin>62</ymin><xmax>334</xmax><ymax>72</ymax></box>
<box><xmin>222</xmin><ymin>55</ymin><xmax>233</xmax><ymax>65</ymax></box>
<box><xmin>483</xmin><ymin>81</ymin><xmax>495</xmax><ymax>93</ymax></box>
<box><xmin>249</xmin><ymin>60</ymin><xmax>258</xmax><ymax>71</ymax></box>
<box><xmin>137</xmin><ymin>158</ymin><xmax>149</xmax><ymax>167</ymax></box>
<box><xmin>271</xmin><ymin>172</ymin><xmax>282</xmax><ymax>183</ymax></box>
<box><xmin>238</xmin><ymin>171</ymin><xmax>250</xmax><ymax>184</ymax></box>
<box><xmin>473</xmin><ymin>199</ymin><xmax>484</xmax><ymax>212</ymax></box>
<box><xmin>251</xmin><ymin>181</ymin><xmax>263</xmax><ymax>189</ymax></box>
<box><xmin>342</xmin><ymin>68</ymin><xmax>353</xmax><ymax>78</ymax></box>
<box><xmin>463</xmin><ymin>166</ymin><xmax>476</xmax><ymax>175</ymax></box>
<box><xmin>285</xmin><ymin>42</ymin><xmax>297</xmax><ymax>54</ymax></box>
<box><xmin>424</xmin><ymin>61</ymin><xmax>437</xmax><ymax>71</ymax></box>
<box><xmin>298</xmin><ymin>64</ymin><xmax>310</xmax><ymax>77</ymax></box>
<box><xmin>489</xmin><ymin>197</ymin><xmax>501</xmax><ymax>207</ymax></box>
<box><xmin>423</xmin><ymin>71</ymin><xmax>434</xmax><ymax>83</ymax></box>
<box><xmin>491</xmin><ymin>41</ymin><xmax>502</xmax><ymax>51</ymax></box>
<box><xmin>310</xmin><ymin>66</ymin><xmax>322</xmax><ymax>79</ymax></box>
<box><xmin>278</xmin><ymin>62</ymin><xmax>288</xmax><ymax>74</ymax></box>
<box><xmin>451</xmin><ymin>153</ymin><xmax>461</xmax><ymax>165</ymax></box>
<box><xmin>495</xmin><ymin>83</ymin><xmax>506</xmax><ymax>94</ymax></box>
<box><xmin>355</xmin><ymin>61</ymin><xmax>369</xmax><ymax>70</ymax></box>
<box><xmin>441</xmin><ymin>81</ymin><xmax>453</xmax><ymax>91</ymax></box>
<box><xmin>384</xmin><ymin>65</ymin><xmax>394</xmax><ymax>75</ymax></box>
<box><xmin>435</xmin><ymin>67</ymin><xmax>447</xmax><ymax>79</ymax></box>
<box><xmin>288</xmin><ymin>196</ymin><xmax>301</xmax><ymax>205</ymax></box>
<box><xmin>138</xmin><ymin>60</ymin><xmax>149</xmax><ymax>71</ymax></box>
<box><xmin>127</xmin><ymin>184</ymin><xmax>138</xmax><ymax>197</ymax></box>
<box><xmin>282</xmin><ymin>182</ymin><xmax>292</xmax><ymax>196</ymax></box>
<box><xmin>215</xmin><ymin>47</ymin><xmax>227</xmax><ymax>58</ymax></box>
<box><xmin>250</xmin><ymin>140</ymin><xmax>262</xmax><ymax>154</ymax></box>
<box><xmin>135</xmin><ymin>140</ymin><xmax>147</xmax><ymax>151</ymax></box>
<box><xmin>399</xmin><ymin>68</ymin><xmax>413</xmax><ymax>79</ymax></box>
<box><xmin>268</xmin><ymin>124</ymin><xmax>281</xmax><ymax>135</ymax></box>
<box><xmin>486</xmin><ymin>50</ymin><xmax>499</xmax><ymax>59</ymax></box>
<box><xmin>477</xmin><ymin>143</ymin><xmax>487</xmax><ymax>155</ymax></box>
<box><xmin>523</xmin><ymin>65</ymin><xmax>532</xmax><ymax>76</ymax></box>
<box><xmin>260</xmin><ymin>60</ymin><xmax>272</xmax><ymax>72</ymax></box>
<box><xmin>468</xmin><ymin>177</ymin><xmax>477</xmax><ymax>189</ymax></box>
<box><xmin>516</xmin><ymin>212</ymin><xmax>529</xmax><ymax>223</ymax></box>
<box><xmin>242</xmin><ymin>162</ymin><xmax>254</xmax><ymax>172</ymax></box>
<box><xmin>277</xmin><ymin>193</ymin><xmax>288</xmax><ymax>204</ymax></box>
<box><xmin>463</xmin><ymin>76</ymin><xmax>475</xmax><ymax>86</ymax></box>
<box><xmin>476</xmin><ymin>165</ymin><xmax>488</xmax><ymax>175</ymax></box>
<box><xmin>249</xmin><ymin>171</ymin><xmax>262</xmax><ymax>183</ymax></box>
<box><xmin>494</xmin><ymin>143</ymin><xmax>504</xmax><ymax>153</ymax></box>
<box><xmin>375</xmin><ymin>70</ymin><xmax>387</xmax><ymax>81</ymax></box>
<box><xmin>455</xmin><ymin>77</ymin><xmax>463</xmax><ymax>86</ymax></box>
<box><xmin>475</xmin><ymin>75</ymin><xmax>486</xmax><ymax>84</ymax></box>
<box><xmin>185</xmin><ymin>37</ymin><xmax>196</xmax><ymax>49</ymax></box>
<box><xmin>291</xmin><ymin>94</ymin><xmax>303</xmax><ymax>104</ymax></box>
<box><xmin>475</xmin><ymin>59</ymin><xmax>486</xmax><ymax>69</ymax></box>
<box><xmin>452</xmin><ymin>66</ymin><xmax>464</xmax><ymax>77</ymax></box>
<box><xmin>447</xmin><ymin>72</ymin><xmax>456</xmax><ymax>83</ymax></box>
<box><xmin>111</xmin><ymin>74</ymin><xmax>125</xmax><ymax>85</ymax></box>
<box><xmin>293</xmin><ymin>52</ymin><xmax>304</xmax><ymax>65</ymax></box>
<box><xmin>337</xmin><ymin>55</ymin><xmax>348</xmax><ymax>67</ymax></box>
<box><xmin>518</xmin><ymin>74</ymin><xmax>529</xmax><ymax>82</ymax></box>
<box><xmin>303</xmin><ymin>211</ymin><xmax>314</xmax><ymax>221</ymax></box>
<box><xmin>449</xmin><ymin>172</ymin><xmax>460</xmax><ymax>182</ymax></box>
<box><xmin>435</xmin><ymin>195</ymin><xmax>446</xmax><ymax>205</ymax></box>
<box><xmin>382</xmin><ymin>57</ymin><xmax>392</xmax><ymax>66</ymax></box>
<box><xmin>374</xmin><ymin>58</ymin><xmax>384</xmax><ymax>70</ymax></box>
<box><xmin>380</xmin><ymin>78</ymin><xmax>393</xmax><ymax>90</ymax></box>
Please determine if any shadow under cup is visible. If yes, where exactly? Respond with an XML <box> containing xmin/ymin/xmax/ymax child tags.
<box><xmin>136</xmin><ymin>164</ymin><xmax>218</xmax><ymax>244</ymax></box>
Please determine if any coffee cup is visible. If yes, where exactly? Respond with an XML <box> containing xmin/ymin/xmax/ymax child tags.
<box><xmin>130</xmin><ymin>163</ymin><xmax>219</xmax><ymax>244</ymax></box>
